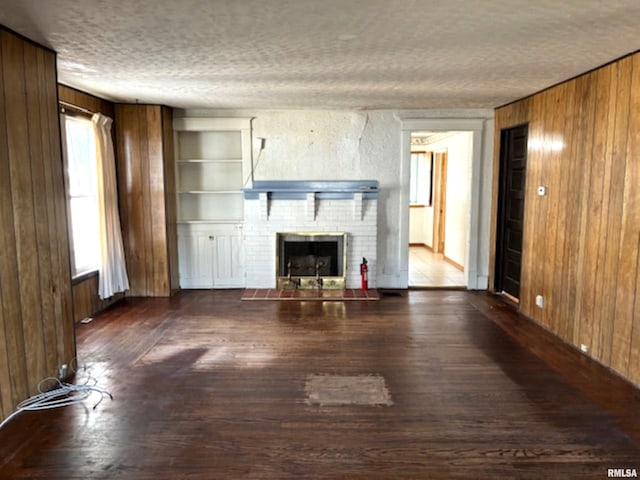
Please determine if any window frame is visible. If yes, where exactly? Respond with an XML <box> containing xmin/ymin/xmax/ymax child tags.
<box><xmin>409</xmin><ymin>151</ymin><xmax>434</xmax><ymax>207</ymax></box>
<box><xmin>60</xmin><ymin>112</ymin><xmax>101</xmax><ymax>279</ymax></box>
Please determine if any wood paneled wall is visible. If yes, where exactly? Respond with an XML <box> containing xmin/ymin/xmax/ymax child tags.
<box><xmin>0</xmin><ymin>27</ymin><xmax>75</xmax><ymax>422</ymax></box>
<box><xmin>70</xmin><ymin>273</ymin><xmax>121</xmax><ymax>323</ymax></box>
<box><xmin>115</xmin><ymin>104</ymin><xmax>178</xmax><ymax>297</ymax></box>
<box><xmin>59</xmin><ymin>84</ymin><xmax>114</xmax><ymax>118</ymax></box>
<box><xmin>492</xmin><ymin>52</ymin><xmax>640</xmax><ymax>385</ymax></box>
<box><xmin>58</xmin><ymin>85</ymin><xmax>124</xmax><ymax>322</ymax></box>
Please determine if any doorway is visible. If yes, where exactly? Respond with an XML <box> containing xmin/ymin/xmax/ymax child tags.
<box><xmin>494</xmin><ymin>124</ymin><xmax>528</xmax><ymax>301</ymax></box>
<box><xmin>408</xmin><ymin>132</ymin><xmax>468</xmax><ymax>288</ymax></box>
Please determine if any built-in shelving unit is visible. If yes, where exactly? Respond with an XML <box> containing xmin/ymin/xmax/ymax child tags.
<box><xmin>173</xmin><ymin>117</ymin><xmax>252</xmax><ymax>288</ymax></box>
<box><xmin>174</xmin><ymin>119</ymin><xmax>251</xmax><ymax>223</ymax></box>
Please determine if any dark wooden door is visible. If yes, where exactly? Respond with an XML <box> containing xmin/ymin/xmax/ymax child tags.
<box><xmin>495</xmin><ymin>124</ymin><xmax>528</xmax><ymax>299</ymax></box>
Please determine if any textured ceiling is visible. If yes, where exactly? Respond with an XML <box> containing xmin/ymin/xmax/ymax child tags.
<box><xmin>0</xmin><ymin>0</ymin><xmax>639</xmax><ymax>110</ymax></box>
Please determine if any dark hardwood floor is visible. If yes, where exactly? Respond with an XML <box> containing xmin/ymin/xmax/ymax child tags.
<box><xmin>1</xmin><ymin>290</ymin><xmax>639</xmax><ymax>479</ymax></box>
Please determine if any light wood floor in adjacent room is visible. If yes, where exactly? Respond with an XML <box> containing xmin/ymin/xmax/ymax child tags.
<box><xmin>1</xmin><ymin>290</ymin><xmax>639</xmax><ymax>479</ymax></box>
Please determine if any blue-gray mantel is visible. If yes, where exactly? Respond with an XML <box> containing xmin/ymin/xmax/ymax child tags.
<box><xmin>243</xmin><ymin>180</ymin><xmax>379</xmax><ymax>200</ymax></box>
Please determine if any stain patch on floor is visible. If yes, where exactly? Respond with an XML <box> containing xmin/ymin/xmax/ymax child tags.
<box><xmin>305</xmin><ymin>374</ymin><xmax>393</xmax><ymax>406</ymax></box>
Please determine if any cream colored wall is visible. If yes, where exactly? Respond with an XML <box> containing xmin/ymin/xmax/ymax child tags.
<box><xmin>421</xmin><ymin>132</ymin><xmax>473</xmax><ymax>268</ymax></box>
<box><xmin>409</xmin><ymin>207</ymin><xmax>434</xmax><ymax>247</ymax></box>
<box><xmin>444</xmin><ymin>132</ymin><xmax>472</xmax><ymax>267</ymax></box>
<box><xmin>423</xmin><ymin>206</ymin><xmax>434</xmax><ymax>248</ymax></box>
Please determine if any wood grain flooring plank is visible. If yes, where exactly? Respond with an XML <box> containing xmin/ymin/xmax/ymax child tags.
<box><xmin>1</xmin><ymin>291</ymin><xmax>639</xmax><ymax>479</ymax></box>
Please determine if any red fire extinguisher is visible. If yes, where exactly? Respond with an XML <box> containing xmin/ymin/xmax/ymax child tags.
<box><xmin>360</xmin><ymin>257</ymin><xmax>368</xmax><ymax>290</ymax></box>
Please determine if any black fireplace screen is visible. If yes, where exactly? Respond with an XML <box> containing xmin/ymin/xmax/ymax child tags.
<box><xmin>277</xmin><ymin>234</ymin><xmax>345</xmax><ymax>278</ymax></box>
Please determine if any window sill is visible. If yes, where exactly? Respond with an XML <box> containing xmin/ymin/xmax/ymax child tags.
<box><xmin>72</xmin><ymin>269</ymin><xmax>99</xmax><ymax>286</ymax></box>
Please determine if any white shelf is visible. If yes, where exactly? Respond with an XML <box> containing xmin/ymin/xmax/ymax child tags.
<box><xmin>178</xmin><ymin>131</ymin><xmax>242</xmax><ymax>160</ymax></box>
<box><xmin>178</xmin><ymin>193</ymin><xmax>243</xmax><ymax>222</ymax></box>
<box><xmin>177</xmin><ymin>161</ymin><xmax>242</xmax><ymax>193</ymax></box>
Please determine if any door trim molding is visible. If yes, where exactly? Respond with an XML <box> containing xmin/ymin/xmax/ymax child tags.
<box><xmin>399</xmin><ymin>116</ymin><xmax>494</xmax><ymax>290</ymax></box>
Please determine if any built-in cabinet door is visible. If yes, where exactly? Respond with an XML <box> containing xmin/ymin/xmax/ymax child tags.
<box><xmin>211</xmin><ymin>228</ymin><xmax>245</xmax><ymax>287</ymax></box>
<box><xmin>178</xmin><ymin>224</ymin><xmax>245</xmax><ymax>288</ymax></box>
<box><xmin>177</xmin><ymin>232</ymin><xmax>214</xmax><ymax>288</ymax></box>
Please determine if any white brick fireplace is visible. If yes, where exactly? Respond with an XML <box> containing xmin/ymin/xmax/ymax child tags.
<box><xmin>243</xmin><ymin>181</ymin><xmax>378</xmax><ymax>289</ymax></box>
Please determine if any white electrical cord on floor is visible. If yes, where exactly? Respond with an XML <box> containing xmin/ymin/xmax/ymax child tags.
<box><xmin>0</xmin><ymin>361</ymin><xmax>113</xmax><ymax>430</ymax></box>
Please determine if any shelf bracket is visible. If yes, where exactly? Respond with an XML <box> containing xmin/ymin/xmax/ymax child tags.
<box><xmin>353</xmin><ymin>192</ymin><xmax>364</xmax><ymax>221</ymax></box>
<box><xmin>306</xmin><ymin>192</ymin><xmax>317</xmax><ymax>221</ymax></box>
<box><xmin>259</xmin><ymin>192</ymin><xmax>269</xmax><ymax>220</ymax></box>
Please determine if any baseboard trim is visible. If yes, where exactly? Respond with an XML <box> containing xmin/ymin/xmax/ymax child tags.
<box><xmin>443</xmin><ymin>255</ymin><xmax>464</xmax><ymax>271</ymax></box>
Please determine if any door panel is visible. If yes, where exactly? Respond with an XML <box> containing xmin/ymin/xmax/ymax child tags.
<box><xmin>495</xmin><ymin>124</ymin><xmax>528</xmax><ymax>299</ymax></box>
<box><xmin>212</xmin><ymin>231</ymin><xmax>245</xmax><ymax>287</ymax></box>
<box><xmin>178</xmin><ymin>223</ymin><xmax>245</xmax><ymax>288</ymax></box>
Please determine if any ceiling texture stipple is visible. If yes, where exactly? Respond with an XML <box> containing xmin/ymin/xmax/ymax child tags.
<box><xmin>0</xmin><ymin>0</ymin><xmax>639</xmax><ymax>110</ymax></box>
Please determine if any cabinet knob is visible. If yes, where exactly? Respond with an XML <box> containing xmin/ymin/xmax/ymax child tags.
<box><xmin>209</xmin><ymin>235</ymin><xmax>215</xmax><ymax>240</ymax></box>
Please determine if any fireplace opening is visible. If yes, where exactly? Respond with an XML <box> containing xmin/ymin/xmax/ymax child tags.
<box><xmin>276</xmin><ymin>233</ymin><xmax>346</xmax><ymax>289</ymax></box>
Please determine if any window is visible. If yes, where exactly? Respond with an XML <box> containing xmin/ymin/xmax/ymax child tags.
<box><xmin>61</xmin><ymin>114</ymin><xmax>100</xmax><ymax>278</ymax></box>
<box><xmin>410</xmin><ymin>151</ymin><xmax>433</xmax><ymax>206</ymax></box>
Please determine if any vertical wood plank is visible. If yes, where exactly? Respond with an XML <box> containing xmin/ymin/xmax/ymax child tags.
<box><xmin>547</xmin><ymin>82</ymin><xmax>574</xmax><ymax>337</ymax></box>
<box><xmin>35</xmin><ymin>48</ymin><xmax>59</xmax><ymax>373</ymax></box>
<box><xmin>541</xmin><ymin>83</ymin><xmax>568</xmax><ymax>331</ymax></box>
<box><xmin>162</xmin><ymin>106</ymin><xmax>179</xmax><ymax>294</ymax></box>
<box><xmin>46</xmin><ymin>57</ymin><xmax>72</xmax><ymax>364</ymax></box>
<box><xmin>585</xmin><ymin>65</ymin><xmax>615</xmax><ymax>360</ymax></box>
<box><xmin>44</xmin><ymin>50</ymin><xmax>75</xmax><ymax>365</ymax></box>
<box><xmin>138</xmin><ymin>106</ymin><xmax>151</xmax><ymax>296</ymax></box>
<box><xmin>556</xmin><ymin>74</ymin><xmax>588</xmax><ymax>342</ymax></box>
<box><xmin>575</xmin><ymin>66</ymin><xmax>609</xmax><ymax>347</ymax></box>
<box><xmin>597</xmin><ymin>58</ymin><xmax>633</xmax><ymax>365</ymax></box>
<box><xmin>146</xmin><ymin>106</ymin><xmax>168</xmax><ymax>296</ymax></box>
<box><xmin>520</xmin><ymin>93</ymin><xmax>546</xmax><ymax>318</ymax></box>
<box><xmin>22</xmin><ymin>41</ymin><xmax>49</xmax><ymax>386</ymax></box>
<box><xmin>117</xmin><ymin>105</ymin><xmax>144</xmax><ymax>297</ymax></box>
<box><xmin>570</xmin><ymin>68</ymin><xmax>600</xmax><ymax>349</ymax></box>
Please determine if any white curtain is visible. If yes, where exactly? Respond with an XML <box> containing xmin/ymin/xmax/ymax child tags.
<box><xmin>92</xmin><ymin>113</ymin><xmax>130</xmax><ymax>299</ymax></box>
